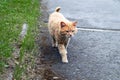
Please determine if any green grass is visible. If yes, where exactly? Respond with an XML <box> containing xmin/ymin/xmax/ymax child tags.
<box><xmin>0</xmin><ymin>0</ymin><xmax>40</xmax><ymax>79</ymax></box>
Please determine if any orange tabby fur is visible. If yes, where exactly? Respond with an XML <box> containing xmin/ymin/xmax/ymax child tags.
<box><xmin>48</xmin><ymin>7</ymin><xmax>77</xmax><ymax>63</ymax></box>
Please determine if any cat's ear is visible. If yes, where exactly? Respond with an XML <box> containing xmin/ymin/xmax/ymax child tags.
<box><xmin>61</xmin><ymin>22</ymin><xmax>66</xmax><ymax>28</ymax></box>
<box><xmin>73</xmin><ymin>21</ymin><xmax>77</xmax><ymax>26</ymax></box>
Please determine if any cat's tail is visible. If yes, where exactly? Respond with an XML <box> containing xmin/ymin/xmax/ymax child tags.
<box><xmin>55</xmin><ymin>7</ymin><xmax>61</xmax><ymax>12</ymax></box>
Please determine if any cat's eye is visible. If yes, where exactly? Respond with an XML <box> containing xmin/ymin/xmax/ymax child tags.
<box><xmin>72</xmin><ymin>30</ymin><xmax>74</xmax><ymax>32</ymax></box>
<box><xmin>66</xmin><ymin>31</ymin><xmax>69</xmax><ymax>32</ymax></box>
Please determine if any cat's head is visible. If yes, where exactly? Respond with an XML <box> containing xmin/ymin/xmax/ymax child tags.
<box><xmin>60</xmin><ymin>21</ymin><xmax>77</xmax><ymax>38</ymax></box>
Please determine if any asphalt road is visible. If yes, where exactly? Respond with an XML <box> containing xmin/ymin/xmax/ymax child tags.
<box><xmin>39</xmin><ymin>27</ymin><xmax>120</xmax><ymax>80</ymax></box>
<box><xmin>40</xmin><ymin>0</ymin><xmax>120</xmax><ymax>80</ymax></box>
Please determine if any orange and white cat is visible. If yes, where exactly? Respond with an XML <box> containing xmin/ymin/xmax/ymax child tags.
<box><xmin>48</xmin><ymin>7</ymin><xmax>77</xmax><ymax>63</ymax></box>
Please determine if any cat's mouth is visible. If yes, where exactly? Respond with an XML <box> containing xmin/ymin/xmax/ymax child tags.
<box><xmin>60</xmin><ymin>33</ymin><xmax>73</xmax><ymax>38</ymax></box>
<box><xmin>66</xmin><ymin>34</ymin><xmax>73</xmax><ymax>38</ymax></box>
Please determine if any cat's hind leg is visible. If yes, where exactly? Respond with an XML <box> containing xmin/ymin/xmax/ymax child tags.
<box><xmin>52</xmin><ymin>36</ymin><xmax>58</xmax><ymax>47</ymax></box>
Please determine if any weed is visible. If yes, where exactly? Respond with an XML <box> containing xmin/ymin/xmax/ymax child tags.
<box><xmin>0</xmin><ymin>0</ymin><xmax>40</xmax><ymax>79</ymax></box>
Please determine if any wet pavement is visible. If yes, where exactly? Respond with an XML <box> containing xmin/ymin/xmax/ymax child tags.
<box><xmin>40</xmin><ymin>0</ymin><xmax>120</xmax><ymax>80</ymax></box>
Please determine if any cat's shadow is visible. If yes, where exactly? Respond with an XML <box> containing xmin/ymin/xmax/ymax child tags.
<box><xmin>38</xmin><ymin>27</ymin><xmax>61</xmax><ymax>64</ymax></box>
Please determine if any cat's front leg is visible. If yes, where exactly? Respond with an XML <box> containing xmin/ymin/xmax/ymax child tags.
<box><xmin>58</xmin><ymin>44</ymin><xmax>68</xmax><ymax>63</ymax></box>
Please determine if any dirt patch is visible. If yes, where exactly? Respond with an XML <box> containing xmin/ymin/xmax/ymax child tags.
<box><xmin>33</xmin><ymin>26</ymin><xmax>66</xmax><ymax>80</ymax></box>
<box><xmin>44</xmin><ymin>68</ymin><xmax>64</xmax><ymax>80</ymax></box>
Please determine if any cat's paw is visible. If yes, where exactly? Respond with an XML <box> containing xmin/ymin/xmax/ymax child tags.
<box><xmin>62</xmin><ymin>57</ymin><xmax>68</xmax><ymax>63</ymax></box>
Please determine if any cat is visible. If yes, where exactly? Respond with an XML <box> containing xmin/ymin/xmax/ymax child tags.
<box><xmin>48</xmin><ymin>7</ymin><xmax>77</xmax><ymax>63</ymax></box>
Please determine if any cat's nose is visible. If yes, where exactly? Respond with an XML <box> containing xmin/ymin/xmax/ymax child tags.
<box><xmin>69</xmin><ymin>34</ymin><xmax>72</xmax><ymax>37</ymax></box>
<box><xmin>69</xmin><ymin>33</ymin><xmax>72</xmax><ymax>37</ymax></box>
<box><xmin>68</xmin><ymin>34</ymin><xmax>72</xmax><ymax>38</ymax></box>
